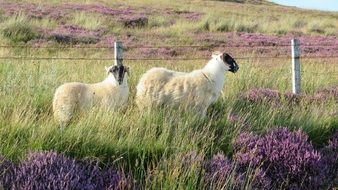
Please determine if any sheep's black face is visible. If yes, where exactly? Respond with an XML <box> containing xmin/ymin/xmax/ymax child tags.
<box><xmin>222</xmin><ymin>53</ymin><xmax>239</xmax><ymax>73</ymax></box>
<box><xmin>110</xmin><ymin>65</ymin><xmax>129</xmax><ymax>85</ymax></box>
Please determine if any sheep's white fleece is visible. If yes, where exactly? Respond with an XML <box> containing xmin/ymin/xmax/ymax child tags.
<box><xmin>135</xmin><ymin>53</ymin><xmax>230</xmax><ymax>117</ymax></box>
<box><xmin>53</xmin><ymin>73</ymin><xmax>128</xmax><ymax>126</ymax></box>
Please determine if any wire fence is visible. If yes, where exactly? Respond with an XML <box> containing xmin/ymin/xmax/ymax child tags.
<box><xmin>0</xmin><ymin>43</ymin><xmax>337</xmax><ymax>78</ymax></box>
<box><xmin>0</xmin><ymin>56</ymin><xmax>337</xmax><ymax>61</ymax></box>
<box><xmin>0</xmin><ymin>44</ymin><xmax>337</xmax><ymax>60</ymax></box>
<box><xmin>0</xmin><ymin>43</ymin><xmax>337</xmax><ymax>49</ymax></box>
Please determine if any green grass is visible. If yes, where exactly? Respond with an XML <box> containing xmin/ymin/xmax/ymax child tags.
<box><xmin>0</xmin><ymin>56</ymin><xmax>337</xmax><ymax>188</ymax></box>
<box><xmin>1</xmin><ymin>14</ymin><xmax>39</xmax><ymax>43</ymax></box>
<box><xmin>70</xmin><ymin>12</ymin><xmax>105</xmax><ymax>30</ymax></box>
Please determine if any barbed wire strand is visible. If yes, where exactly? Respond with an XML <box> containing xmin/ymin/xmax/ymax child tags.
<box><xmin>0</xmin><ymin>55</ymin><xmax>337</xmax><ymax>61</ymax></box>
<box><xmin>1</xmin><ymin>56</ymin><xmax>335</xmax><ymax>75</ymax></box>
<box><xmin>301</xmin><ymin>71</ymin><xmax>338</xmax><ymax>75</ymax></box>
<box><xmin>0</xmin><ymin>43</ymin><xmax>337</xmax><ymax>49</ymax></box>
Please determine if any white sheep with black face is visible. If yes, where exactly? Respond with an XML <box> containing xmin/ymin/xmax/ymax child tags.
<box><xmin>135</xmin><ymin>52</ymin><xmax>239</xmax><ymax>117</ymax></box>
<box><xmin>52</xmin><ymin>65</ymin><xmax>129</xmax><ymax>126</ymax></box>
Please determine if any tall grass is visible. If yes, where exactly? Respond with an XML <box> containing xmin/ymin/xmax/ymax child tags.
<box><xmin>70</xmin><ymin>12</ymin><xmax>104</xmax><ymax>30</ymax></box>
<box><xmin>0</xmin><ymin>54</ymin><xmax>337</xmax><ymax>187</ymax></box>
<box><xmin>1</xmin><ymin>14</ymin><xmax>39</xmax><ymax>43</ymax></box>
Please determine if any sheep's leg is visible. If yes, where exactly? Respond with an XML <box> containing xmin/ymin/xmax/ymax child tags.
<box><xmin>54</xmin><ymin>104</ymin><xmax>75</xmax><ymax>127</ymax></box>
<box><xmin>191</xmin><ymin>104</ymin><xmax>208</xmax><ymax>119</ymax></box>
<box><xmin>53</xmin><ymin>96</ymin><xmax>76</xmax><ymax>127</ymax></box>
<box><xmin>136</xmin><ymin>96</ymin><xmax>154</xmax><ymax>113</ymax></box>
<box><xmin>199</xmin><ymin>107</ymin><xmax>208</xmax><ymax>119</ymax></box>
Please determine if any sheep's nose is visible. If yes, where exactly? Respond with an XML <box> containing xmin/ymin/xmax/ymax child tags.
<box><xmin>229</xmin><ymin>63</ymin><xmax>239</xmax><ymax>73</ymax></box>
<box><xmin>235</xmin><ymin>65</ymin><xmax>239</xmax><ymax>71</ymax></box>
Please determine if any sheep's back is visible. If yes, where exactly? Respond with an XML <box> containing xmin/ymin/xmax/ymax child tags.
<box><xmin>137</xmin><ymin>68</ymin><xmax>174</xmax><ymax>93</ymax></box>
<box><xmin>164</xmin><ymin>73</ymin><xmax>216</xmax><ymax>107</ymax></box>
<box><xmin>88</xmin><ymin>82</ymin><xmax>128</xmax><ymax>108</ymax></box>
<box><xmin>136</xmin><ymin>68</ymin><xmax>176</xmax><ymax>107</ymax></box>
<box><xmin>53</xmin><ymin>82</ymin><xmax>89</xmax><ymax>109</ymax></box>
<box><xmin>136</xmin><ymin>68</ymin><xmax>216</xmax><ymax>109</ymax></box>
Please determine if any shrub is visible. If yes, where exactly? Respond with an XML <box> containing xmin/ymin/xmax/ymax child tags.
<box><xmin>2</xmin><ymin>22</ymin><xmax>38</xmax><ymax>43</ymax></box>
<box><xmin>240</xmin><ymin>86</ymin><xmax>338</xmax><ymax>106</ymax></box>
<box><xmin>233</xmin><ymin>128</ymin><xmax>325</xmax><ymax>189</ymax></box>
<box><xmin>204</xmin><ymin>153</ymin><xmax>235</xmax><ymax>184</ymax></box>
<box><xmin>320</xmin><ymin>131</ymin><xmax>338</xmax><ymax>187</ymax></box>
<box><xmin>312</xmin><ymin>86</ymin><xmax>338</xmax><ymax>102</ymax></box>
<box><xmin>204</xmin><ymin>153</ymin><xmax>271</xmax><ymax>189</ymax></box>
<box><xmin>1</xmin><ymin>152</ymin><xmax>128</xmax><ymax>190</ymax></box>
<box><xmin>205</xmin><ymin>128</ymin><xmax>337</xmax><ymax>189</ymax></box>
<box><xmin>0</xmin><ymin>157</ymin><xmax>15</xmax><ymax>189</ymax></box>
<box><xmin>44</xmin><ymin>25</ymin><xmax>102</xmax><ymax>44</ymax></box>
<box><xmin>239</xmin><ymin>88</ymin><xmax>281</xmax><ymax>104</ymax></box>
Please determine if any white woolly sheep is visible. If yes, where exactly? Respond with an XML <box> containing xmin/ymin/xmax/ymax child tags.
<box><xmin>135</xmin><ymin>51</ymin><xmax>239</xmax><ymax>117</ymax></box>
<box><xmin>53</xmin><ymin>65</ymin><xmax>130</xmax><ymax>126</ymax></box>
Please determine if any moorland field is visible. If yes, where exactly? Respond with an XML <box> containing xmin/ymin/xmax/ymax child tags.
<box><xmin>0</xmin><ymin>0</ymin><xmax>337</xmax><ymax>189</ymax></box>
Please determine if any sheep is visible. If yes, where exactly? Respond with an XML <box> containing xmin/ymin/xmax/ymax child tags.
<box><xmin>52</xmin><ymin>65</ymin><xmax>129</xmax><ymax>126</ymax></box>
<box><xmin>135</xmin><ymin>51</ymin><xmax>239</xmax><ymax>117</ymax></box>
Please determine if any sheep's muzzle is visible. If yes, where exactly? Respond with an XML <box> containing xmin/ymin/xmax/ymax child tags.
<box><xmin>229</xmin><ymin>62</ymin><xmax>239</xmax><ymax>73</ymax></box>
<box><xmin>223</xmin><ymin>53</ymin><xmax>239</xmax><ymax>73</ymax></box>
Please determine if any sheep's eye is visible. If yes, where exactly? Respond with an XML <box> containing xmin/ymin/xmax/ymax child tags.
<box><xmin>226</xmin><ymin>57</ymin><xmax>233</xmax><ymax>64</ymax></box>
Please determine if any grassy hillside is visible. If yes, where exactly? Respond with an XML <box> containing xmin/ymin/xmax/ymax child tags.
<box><xmin>0</xmin><ymin>0</ymin><xmax>337</xmax><ymax>189</ymax></box>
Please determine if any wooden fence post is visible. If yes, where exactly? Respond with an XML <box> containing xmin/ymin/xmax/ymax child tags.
<box><xmin>291</xmin><ymin>39</ymin><xmax>301</xmax><ymax>94</ymax></box>
<box><xmin>114</xmin><ymin>41</ymin><xmax>123</xmax><ymax>66</ymax></box>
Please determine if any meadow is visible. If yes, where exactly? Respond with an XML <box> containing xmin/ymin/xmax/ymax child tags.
<box><xmin>0</xmin><ymin>0</ymin><xmax>337</xmax><ymax>189</ymax></box>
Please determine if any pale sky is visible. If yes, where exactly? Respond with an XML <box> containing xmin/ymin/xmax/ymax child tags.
<box><xmin>269</xmin><ymin>0</ymin><xmax>338</xmax><ymax>12</ymax></box>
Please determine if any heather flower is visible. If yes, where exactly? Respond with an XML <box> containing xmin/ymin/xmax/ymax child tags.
<box><xmin>2</xmin><ymin>151</ymin><xmax>128</xmax><ymax>190</ymax></box>
<box><xmin>250</xmin><ymin>168</ymin><xmax>272</xmax><ymax>189</ymax></box>
<box><xmin>239</xmin><ymin>88</ymin><xmax>281</xmax><ymax>105</ymax></box>
<box><xmin>227</xmin><ymin>113</ymin><xmax>251</xmax><ymax>128</ymax></box>
<box><xmin>204</xmin><ymin>153</ymin><xmax>271</xmax><ymax>189</ymax></box>
<box><xmin>233</xmin><ymin>128</ymin><xmax>325</xmax><ymax>189</ymax></box>
<box><xmin>181</xmin><ymin>151</ymin><xmax>204</xmax><ymax>168</ymax></box>
<box><xmin>204</xmin><ymin>153</ymin><xmax>239</xmax><ymax>186</ymax></box>
<box><xmin>194</xmin><ymin>32</ymin><xmax>338</xmax><ymax>57</ymax></box>
<box><xmin>42</xmin><ymin>25</ymin><xmax>104</xmax><ymax>44</ymax></box>
<box><xmin>0</xmin><ymin>3</ymin><xmax>135</xmax><ymax>20</ymax></box>
<box><xmin>310</xmin><ymin>86</ymin><xmax>338</xmax><ymax>102</ymax></box>
<box><xmin>0</xmin><ymin>157</ymin><xmax>15</xmax><ymax>189</ymax></box>
<box><xmin>327</xmin><ymin>131</ymin><xmax>338</xmax><ymax>149</ymax></box>
<box><xmin>320</xmin><ymin>131</ymin><xmax>338</xmax><ymax>187</ymax></box>
<box><xmin>283</xmin><ymin>92</ymin><xmax>303</xmax><ymax>104</ymax></box>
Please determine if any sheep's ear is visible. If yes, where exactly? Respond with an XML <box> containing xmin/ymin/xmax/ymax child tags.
<box><xmin>222</xmin><ymin>53</ymin><xmax>234</xmax><ymax>63</ymax></box>
<box><xmin>105</xmin><ymin>66</ymin><xmax>113</xmax><ymax>74</ymax></box>
<box><xmin>125</xmin><ymin>66</ymin><xmax>130</xmax><ymax>75</ymax></box>
<box><xmin>212</xmin><ymin>51</ymin><xmax>222</xmax><ymax>58</ymax></box>
<box><xmin>221</xmin><ymin>53</ymin><xmax>226</xmax><ymax>62</ymax></box>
